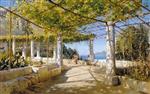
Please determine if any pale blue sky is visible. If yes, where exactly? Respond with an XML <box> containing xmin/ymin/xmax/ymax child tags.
<box><xmin>65</xmin><ymin>38</ymin><xmax>106</xmax><ymax>56</ymax></box>
<box><xmin>0</xmin><ymin>0</ymin><xmax>15</xmax><ymax>7</ymax></box>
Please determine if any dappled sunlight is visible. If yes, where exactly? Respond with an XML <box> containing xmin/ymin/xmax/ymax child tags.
<box><xmin>13</xmin><ymin>65</ymin><xmax>142</xmax><ymax>94</ymax></box>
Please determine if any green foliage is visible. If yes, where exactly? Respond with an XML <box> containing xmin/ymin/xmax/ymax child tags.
<box><xmin>17</xmin><ymin>0</ymin><xmax>142</xmax><ymax>32</ymax></box>
<box><xmin>116</xmin><ymin>25</ymin><xmax>149</xmax><ymax>61</ymax></box>
<box><xmin>17</xmin><ymin>0</ymin><xmax>93</xmax><ymax>32</ymax></box>
<box><xmin>13</xmin><ymin>0</ymin><xmax>142</xmax><ymax>45</ymax></box>
<box><xmin>0</xmin><ymin>51</ymin><xmax>28</xmax><ymax>70</ymax></box>
<box><xmin>48</xmin><ymin>0</ymin><xmax>141</xmax><ymax>21</ymax></box>
<box><xmin>101</xmin><ymin>0</ymin><xmax>141</xmax><ymax>21</ymax></box>
<box><xmin>129</xmin><ymin>61</ymin><xmax>149</xmax><ymax>81</ymax></box>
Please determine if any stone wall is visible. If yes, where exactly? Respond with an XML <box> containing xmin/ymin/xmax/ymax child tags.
<box><xmin>0</xmin><ymin>64</ymin><xmax>63</xmax><ymax>94</ymax></box>
<box><xmin>120</xmin><ymin>77</ymin><xmax>150</xmax><ymax>94</ymax></box>
<box><xmin>95</xmin><ymin>60</ymin><xmax>136</xmax><ymax>68</ymax></box>
<box><xmin>0</xmin><ymin>67</ymin><xmax>32</xmax><ymax>82</ymax></box>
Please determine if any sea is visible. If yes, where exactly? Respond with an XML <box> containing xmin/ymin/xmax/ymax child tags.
<box><xmin>80</xmin><ymin>54</ymin><xmax>106</xmax><ymax>61</ymax></box>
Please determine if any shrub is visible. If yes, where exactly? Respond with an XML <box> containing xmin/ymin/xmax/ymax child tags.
<box><xmin>129</xmin><ymin>61</ymin><xmax>150</xmax><ymax>81</ymax></box>
<box><xmin>0</xmin><ymin>51</ymin><xmax>28</xmax><ymax>70</ymax></box>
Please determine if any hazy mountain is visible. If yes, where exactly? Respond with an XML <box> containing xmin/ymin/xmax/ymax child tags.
<box><xmin>95</xmin><ymin>51</ymin><xmax>106</xmax><ymax>56</ymax></box>
<box><xmin>94</xmin><ymin>51</ymin><xmax>106</xmax><ymax>59</ymax></box>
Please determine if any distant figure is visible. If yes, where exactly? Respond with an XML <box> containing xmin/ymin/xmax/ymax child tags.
<box><xmin>72</xmin><ymin>54</ymin><xmax>79</xmax><ymax>64</ymax></box>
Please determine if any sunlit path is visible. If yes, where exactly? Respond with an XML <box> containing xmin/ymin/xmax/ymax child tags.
<box><xmin>14</xmin><ymin>64</ymin><xmax>141</xmax><ymax>94</ymax></box>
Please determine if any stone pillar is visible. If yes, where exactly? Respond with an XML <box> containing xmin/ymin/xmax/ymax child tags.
<box><xmin>31</xmin><ymin>40</ymin><xmax>34</xmax><ymax>58</ymax></box>
<box><xmin>12</xmin><ymin>37</ymin><xmax>16</xmax><ymax>55</ymax></box>
<box><xmin>89</xmin><ymin>38</ymin><xmax>94</xmax><ymax>62</ymax></box>
<box><xmin>147</xmin><ymin>28</ymin><xmax>150</xmax><ymax>61</ymax></box>
<box><xmin>105</xmin><ymin>21</ymin><xmax>120</xmax><ymax>86</ymax></box>
<box><xmin>57</xmin><ymin>33</ymin><xmax>63</xmax><ymax>67</ymax></box>
<box><xmin>106</xmin><ymin>21</ymin><xmax>116</xmax><ymax>76</ymax></box>
<box><xmin>53</xmin><ymin>45</ymin><xmax>57</xmax><ymax>63</ymax></box>
<box><xmin>22</xmin><ymin>44</ymin><xmax>26</xmax><ymax>59</ymax></box>
<box><xmin>36</xmin><ymin>42</ymin><xmax>41</xmax><ymax>58</ymax></box>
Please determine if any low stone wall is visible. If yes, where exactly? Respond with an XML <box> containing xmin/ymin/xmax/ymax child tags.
<box><xmin>0</xmin><ymin>64</ymin><xmax>63</xmax><ymax>94</ymax></box>
<box><xmin>95</xmin><ymin>61</ymin><xmax>136</xmax><ymax>68</ymax></box>
<box><xmin>0</xmin><ymin>67</ymin><xmax>32</xmax><ymax>82</ymax></box>
<box><xmin>120</xmin><ymin>77</ymin><xmax>150</xmax><ymax>94</ymax></box>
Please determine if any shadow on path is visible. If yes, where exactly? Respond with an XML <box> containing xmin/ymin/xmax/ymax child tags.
<box><xmin>15</xmin><ymin>65</ymin><xmax>141</xmax><ymax>94</ymax></box>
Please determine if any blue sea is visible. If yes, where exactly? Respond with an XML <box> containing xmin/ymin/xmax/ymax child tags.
<box><xmin>80</xmin><ymin>55</ymin><xmax>106</xmax><ymax>60</ymax></box>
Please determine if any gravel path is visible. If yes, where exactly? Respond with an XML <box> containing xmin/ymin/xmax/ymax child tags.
<box><xmin>15</xmin><ymin>65</ymin><xmax>141</xmax><ymax>94</ymax></box>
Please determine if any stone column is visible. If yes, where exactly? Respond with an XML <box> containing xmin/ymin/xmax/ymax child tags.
<box><xmin>53</xmin><ymin>45</ymin><xmax>57</xmax><ymax>63</ymax></box>
<box><xmin>89</xmin><ymin>38</ymin><xmax>95</xmax><ymax>62</ymax></box>
<box><xmin>106</xmin><ymin>21</ymin><xmax>116</xmax><ymax>75</ymax></box>
<box><xmin>30</xmin><ymin>40</ymin><xmax>34</xmax><ymax>58</ymax></box>
<box><xmin>89</xmin><ymin>38</ymin><xmax>94</xmax><ymax>62</ymax></box>
<box><xmin>12</xmin><ymin>37</ymin><xmax>16</xmax><ymax>55</ymax></box>
<box><xmin>36</xmin><ymin>42</ymin><xmax>41</xmax><ymax>58</ymax></box>
<box><xmin>147</xmin><ymin>28</ymin><xmax>150</xmax><ymax>61</ymax></box>
<box><xmin>105</xmin><ymin>21</ymin><xmax>120</xmax><ymax>86</ymax></box>
<box><xmin>22</xmin><ymin>44</ymin><xmax>26</xmax><ymax>59</ymax></box>
<box><xmin>57</xmin><ymin>33</ymin><xmax>63</xmax><ymax>67</ymax></box>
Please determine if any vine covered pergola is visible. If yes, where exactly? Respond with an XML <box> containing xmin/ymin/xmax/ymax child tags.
<box><xmin>0</xmin><ymin>0</ymin><xmax>150</xmax><ymax>85</ymax></box>
<box><xmin>0</xmin><ymin>6</ymin><xmax>94</xmax><ymax>65</ymax></box>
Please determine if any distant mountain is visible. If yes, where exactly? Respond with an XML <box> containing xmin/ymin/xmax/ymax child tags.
<box><xmin>95</xmin><ymin>51</ymin><xmax>106</xmax><ymax>56</ymax></box>
<box><xmin>94</xmin><ymin>51</ymin><xmax>106</xmax><ymax>59</ymax></box>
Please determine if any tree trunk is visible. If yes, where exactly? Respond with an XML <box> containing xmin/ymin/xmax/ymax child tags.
<box><xmin>57</xmin><ymin>33</ymin><xmax>63</xmax><ymax>67</ymax></box>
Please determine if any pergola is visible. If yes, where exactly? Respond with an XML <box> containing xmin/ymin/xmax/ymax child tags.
<box><xmin>0</xmin><ymin>33</ymin><xmax>93</xmax><ymax>63</ymax></box>
<box><xmin>0</xmin><ymin>0</ymin><xmax>150</xmax><ymax>85</ymax></box>
<box><xmin>0</xmin><ymin>7</ymin><xmax>93</xmax><ymax>64</ymax></box>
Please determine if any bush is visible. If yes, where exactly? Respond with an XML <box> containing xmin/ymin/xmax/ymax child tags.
<box><xmin>116</xmin><ymin>25</ymin><xmax>149</xmax><ymax>61</ymax></box>
<box><xmin>129</xmin><ymin>61</ymin><xmax>150</xmax><ymax>81</ymax></box>
<box><xmin>0</xmin><ymin>51</ymin><xmax>29</xmax><ymax>70</ymax></box>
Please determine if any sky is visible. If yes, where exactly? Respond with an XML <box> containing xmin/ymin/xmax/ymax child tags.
<box><xmin>65</xmin><ymin>38</ymin><xmax>106</xmax><ymax>56</ymax></box>
<box><xmin>0</xmin><ymin>0</ymin><xmax>15</xmax><ymax>7</ymax></box>
<box><xmin>0</xmin><ymin>0</ymin><xmax>150</xmax><ymax>56</ymax></box>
